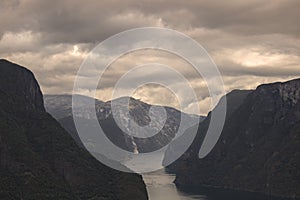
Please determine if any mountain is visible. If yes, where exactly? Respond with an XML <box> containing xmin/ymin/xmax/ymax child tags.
<box><xmin>166</xmin><ymin>79</ymin><xmax>300</xmax><ymax>199</ymax></box>
<box><xmin>0</xmin><ymin>59</ymin><xmax>148</xmax><ymax>200</ymax></box>
<box><xmin>164</xmin><ymin>89</ymin><xmax>253</xmax><ymax>168</ymax></box>
<box><xmin>44</xmin><ymin>94</ymin><xmax>204</xmax><ymax>154</ymax></box>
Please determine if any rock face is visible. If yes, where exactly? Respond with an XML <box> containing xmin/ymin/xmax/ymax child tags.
<box><xmin>44</xmin><ymin>94</ymin><xmax>203</xmax><ymax>153</ymax></box>
<box><xmin>0</xmin><ymin>59</ymin><xmax>44</xmax><ymax>112</ymax></box>
<box><xmin>164</xmin><ymin>89</ymin><xmax>252</xmax><ymax>168</ymax></box>
<box><xmin>0</xmin><ymin>59</ymin><xmax>148</xmax><ymax>200</ymax></box>
<box><xmin>167</xmin><ymin>79</ymin><xmax>300</xmax><ymax>199</ymax></box>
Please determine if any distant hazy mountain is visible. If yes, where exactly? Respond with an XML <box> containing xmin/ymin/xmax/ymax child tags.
<box><xmin>0</xmin><ymin>59</ymin><xmax>148</xmax><ymax>200</ymax></box>
<box><xmin>166</xmin><ymin>79</ymin><xmax>300</xmax><ymax>199</ymax></box>
<box><xmin>44</xmin><ymin>94</ymin><xmax>204</xmax><ymax>153</ymax></box>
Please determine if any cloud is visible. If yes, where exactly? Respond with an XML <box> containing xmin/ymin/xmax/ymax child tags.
<box><xmin>0</xmin><ymin>0</ymin><xmax>299</xmax><ymax>115</ymax></box>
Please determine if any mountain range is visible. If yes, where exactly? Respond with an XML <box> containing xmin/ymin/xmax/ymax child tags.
<box><xmin>1</xmin><ymin>58</ymin><xmax>300</xmax><ymax>199</ymax></box>
<box><xmin>44</xmin><ymin>94</ymin><xmax>203</xmax><ymax>154</ymax></box>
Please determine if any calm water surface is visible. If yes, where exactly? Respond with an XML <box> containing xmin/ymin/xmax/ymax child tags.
<box><xmin>143</xmin><ymin>169</ymin><xmax>284</xmax><ymax>200</ymax></box>
<box><xmin>123</xmin><ymin>155</ymin><xmax>283</xmax><ymax>200</ymax></box>
<box><xmin>143</xmin><ymin>170</ymin><xmax>207</xmax><ymax>200</ymax></box>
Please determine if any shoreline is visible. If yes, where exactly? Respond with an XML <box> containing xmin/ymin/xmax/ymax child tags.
<box><xmin>174</xmin><ymin>182</ymin><xmax>300</xmax><ymax>200</ymax></box>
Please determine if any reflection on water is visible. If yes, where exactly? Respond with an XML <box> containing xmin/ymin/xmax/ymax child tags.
<box><xmin>143</xmin><ymin>169</ymin><xmax>283</xmax><ymax>200</ymax></box>
<box><xmin>123</xmin><ymin>156</ymin><xmax>283</xmax><ymax>200</ymax></box>
<box><xmin>143</xmin><ymin>170</ymin><xmax>208</xmax><ymax>200</ymax></box>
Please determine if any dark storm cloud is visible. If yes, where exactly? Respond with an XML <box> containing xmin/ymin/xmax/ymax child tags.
<box><xmin>0</xmin><ymin>0</ymin><xmax>299</xmax><ymax>114</ymax></box>
<box><xmin>0</xmin><ymin>0</ymin><xmax>163</xmax><ymax>44</ymax></box>
<box><xmin>139</xmin><ymin>0</ymin><xmax>300</xmax><ymax>36</ymax></box>
<box><xmin>1</xmin><ymin>0</ymin><xmax>299</xmax><ymax>44</ymax></box>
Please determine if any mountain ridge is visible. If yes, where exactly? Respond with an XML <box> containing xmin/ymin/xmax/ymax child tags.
<box><xmin>0</xmin><ymin>59</ymin><xmax>148</xmax><ymax>200</ymax></box>
<box><xmin>166</xmin><ymin>78</ymin><xmax>300</xmax><ymax>199</ymax></box>
<box><xmin>44</xmin><ymin>94</ymin><xmax>204</xmax><ymax>154</ymax></box>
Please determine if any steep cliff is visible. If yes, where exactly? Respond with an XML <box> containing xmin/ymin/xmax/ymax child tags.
<box><xmin>167</xmin><ymin>79</ymin><xmax>300</xmax><ymax>199</ymax></box>
<box><xmin>0</xmin><ymin>59</ymin><xmax>148</xmax><ymax>200</ymax></box>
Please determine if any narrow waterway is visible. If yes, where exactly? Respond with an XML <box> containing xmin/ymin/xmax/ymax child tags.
<box><xmin>142</xmin><ymin>169</ymin><xmax>282</xmax><ymax>200</ymax></box>
<box><xmin>123</xmin><ymin>155</ymin><xmax>281</xmax><ymax>200</ymax></box>
<box><xmin>143</xmin><ymin>170</ymin><xmax>208</xmax><ymax>200</ymax></box>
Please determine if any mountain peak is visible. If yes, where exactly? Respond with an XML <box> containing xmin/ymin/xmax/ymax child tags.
<box><xmin>256</xmin><ymin>77</ymin><xmax>300</xmax><ymax>90</ymax></box>
<box><xmin>168</xmin><ymin>78</ymin><xmax>300</xmax><ymax>198</ymax></box>
<box><xmin>108</xmin><ymin>96</ymin><xmax>145</xmax><ymax>104</ymax></box>
<box><xmin>0</xmin><ymin>59</ymin><xmax>149</xmax><ymax>200</ymax></box>
<box><xmin>0</xmin><ymin>59</ymin><xmax>45</xmax><ymax>112</ymax></box>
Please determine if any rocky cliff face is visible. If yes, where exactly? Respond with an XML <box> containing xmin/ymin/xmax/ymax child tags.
<box><xmin>44</xmin><ymin>95</ymin><xmax>203</xmax><ymax>153</ymax></box>
<box><xmin>0</xmin><ymin>59</ymin><xmax>148</xmax><ymax>200</ymax></box>
<box><xmin>167</xmin><ymin>79</ymin><xmax>300</xmax><ymax>199</ymax></box>
<box><xmin>0</xmin><ymin>59</ymin><xmax>44</xmax><ymax>112</ymax></box>
<box><xmin>164</xmin><ymin>89</ymin><xmax>252</xmax><ymax>168</ymax></box>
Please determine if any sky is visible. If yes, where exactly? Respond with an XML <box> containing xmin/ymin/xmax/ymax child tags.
<box><xmin>0</xmin><ymin>0</ymin><xmax>300</xmax><ymax>115</ymax></box>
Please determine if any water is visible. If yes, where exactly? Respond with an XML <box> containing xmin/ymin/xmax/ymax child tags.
<box><xmin>143</xmin><ymin>170</ymin><xmax>207</xmax><ymax>200</ymax></box>
<box><xmin>123</xmin><ymin>156</ymin><xmax>283</xmax><ymax>200</ymax></box>
<box><xmin>142</xmin><ymin>169</ymin><xmax>284</xmax><ymax>200</ymax></box>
